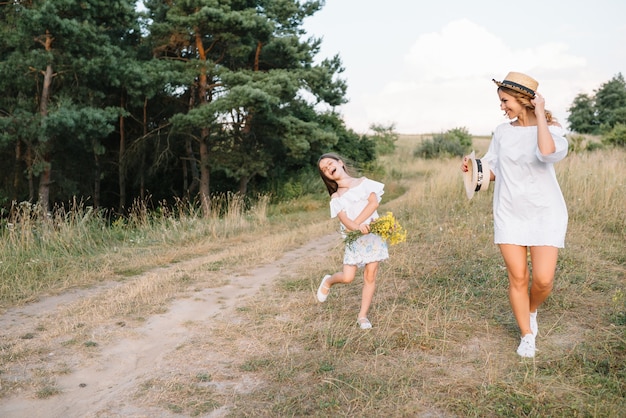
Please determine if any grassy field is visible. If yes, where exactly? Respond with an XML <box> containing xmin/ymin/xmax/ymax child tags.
<box><xmin>0</xmin><ymin>134</ymin><xmax>625</xmax><ymax>416</ymax></box>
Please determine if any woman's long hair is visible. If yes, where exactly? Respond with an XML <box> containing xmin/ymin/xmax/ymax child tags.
<box><xmin>498</xmin><ymin>86</ymin><xmax>556</xmax><ymax>124</ymax></box>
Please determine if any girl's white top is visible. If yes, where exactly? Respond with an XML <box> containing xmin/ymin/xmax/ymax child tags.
<box><xmin>329</xmin><ymin>177</ymin><xmax>384</xmax><ymax>231</ymax></box>
<box><xmin>482</xmin><ymin>123</ymin><xmax>568</xmax><ymax>247</ymax></box>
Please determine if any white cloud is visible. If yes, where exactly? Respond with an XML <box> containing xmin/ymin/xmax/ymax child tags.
<box><xmin>530</xmin><ymin>43</ymin><xmax>587</xmax><ymax>70</ymax></box>
<box><xmin>404</xmin><ymin>19</ymin><xmax>508</xmax><ymax>79</ymax></box>
<box><xmin>354</xmin><ymin>19</ymin><xmax>589</xmax><ymax>134</ymax></box>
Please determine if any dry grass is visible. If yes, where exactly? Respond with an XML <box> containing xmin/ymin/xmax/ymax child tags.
<box><xmin>0</xmin><ymin>135</ymin><xmax>624</xmax><ymax>416</ymax></box>
<box><xmin>0</xmin><ymin>206</ymin><xmax>333</xmax><ymax>404</ymax></box>
<box><xmin>128</xmin><ymin>138</ymin><xmax>624</xmax><ymax>416</ymax></box>
<box><xmin>186</xmin><ymin>138</ymin><xmax>623</xmax><ymax>417</ymax></box>
<box><xmin>0</xmin><ymin>193</ymin><xmax>327</xmax><ymax>308</ymax></box>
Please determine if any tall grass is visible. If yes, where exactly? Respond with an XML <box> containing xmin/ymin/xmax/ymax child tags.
<box><xmin>0</xmin><ymin>193</ymin><xmax>280</xmax><ymax>307</ymax></box>
<box><xmin>558</xmin><ymin>149</ymin><xmax>626</xmax><ymax>234</ymax></box>
<box><xmin>0</xmin><ymin>137</ymin><xmax>624</xmax><ymax>416</ymax></box>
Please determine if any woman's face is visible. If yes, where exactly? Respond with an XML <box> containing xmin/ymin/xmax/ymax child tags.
<box><xmin>319</xmin><ymin>157</ymin><xmax>344</xmax><ymax>180</ymax></box>
<box><xmin>498</xmin><ymin>90</ymin><xmax>523</xmax><ymax>120</ymax></box>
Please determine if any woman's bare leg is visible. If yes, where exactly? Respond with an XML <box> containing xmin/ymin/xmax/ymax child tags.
<box><xmin>528</xmin><ymin>246</ymin><xmax>558</xmax><ymax>313</ymax></box>
<box><xmin>499</xmin><ymin>244</ymin><xmax>532</xmax><ymax>336</ymax></box>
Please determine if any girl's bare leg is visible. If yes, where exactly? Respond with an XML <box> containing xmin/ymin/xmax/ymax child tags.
<box><xmin>358</xmin><ymin>262</ymin><xmax>379</xmax><ymax>320</ymax></box>
<box><xmin>319</xmin><ymin>264</ymin><xmax>357</xmax><ymax>297</ymax></box>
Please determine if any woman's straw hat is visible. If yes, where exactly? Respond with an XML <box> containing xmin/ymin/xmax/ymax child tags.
<box><xmin>493</xmin><ymin>71</ymin><xmax>538</xmax><ymax>98</ymax></box>
<box><xmin>463</xmin><ymin>151</ymin><xmax>491</xmax><ymax>199</ymax></box>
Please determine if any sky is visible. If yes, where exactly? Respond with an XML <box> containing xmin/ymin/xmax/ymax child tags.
<box><xmin>303</xmin><ymin>0</ymin><xmax>626</xmax><ymax>135</ymax></box>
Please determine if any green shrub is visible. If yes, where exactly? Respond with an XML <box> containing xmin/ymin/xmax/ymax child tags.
<box><xmin>413</xmin><ymin>127</ymin><xmax>472</xmax><ymax>159</ymax></box>
<box><xmin>585</xmin><ymin>140</ymin><xmax>605</xmax><ymax>152</ymax></box>
<box><xmin>568</xmin><ymin>134</ymin><xmax>585</xmax><ymax>153</ymax></box>
<box><xmin>368</xmin><ymin>123</ymin><xmax>398</xmax><ymax>155</ymax></box>
<box><xmin>602</xmin><ymin>123</ymin><xmax>626</xmax><ymax>147</ymax></box>
<box><xmin>446</xmin><ymin>127</ymin><xmax>473</xmax><ymax>149</ymax></box>
<box><xmin>277</xmin><ymin>169</ymin><xmax>323</xmax><ymax>201</ymax></box>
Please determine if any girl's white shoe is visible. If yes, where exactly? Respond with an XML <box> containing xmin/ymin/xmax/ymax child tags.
<box><xmin>316</xmin><ymin>275</ymin><xmax>331</xmax><ymax>302</ymax></box>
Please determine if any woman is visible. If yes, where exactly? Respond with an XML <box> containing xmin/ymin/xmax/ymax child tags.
<box><xmin>461</xmin><ymin>72</ymin><xmax>568</xmax><ymax>357</ymax></box>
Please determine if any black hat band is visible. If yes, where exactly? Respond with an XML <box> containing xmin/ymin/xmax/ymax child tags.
<box><xmin>474</xmin><ymin>159</ymin><xmax>484</xmax><ymax>192</ymax></box>
<box><xmin>501</xmin><ymin>80</ymin><xmax>535</xmax><ymax>96</ymax></box>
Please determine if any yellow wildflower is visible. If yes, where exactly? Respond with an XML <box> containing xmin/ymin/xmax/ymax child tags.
<box><xmin>344</xmin><ymin>211</ymin><xmax>407</xmax><ymax>247</ymax></box>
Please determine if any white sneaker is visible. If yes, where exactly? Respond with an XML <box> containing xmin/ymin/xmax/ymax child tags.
<box><xmin>517</xmin><ymin>334</ymin><xmax>536</xmax><ymax>358</ymax></box>
<box><xmin>530</xmin><ymin>311</ymin><xmax>538</xmax><ymax>337</ymax></box>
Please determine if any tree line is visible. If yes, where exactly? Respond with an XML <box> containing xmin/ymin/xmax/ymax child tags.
<box><xmin>567</xmin><ymin>73</ymin><xmax>626</xmax><ymax>146</ymax></box>
<box><xmin>0</xmin><ymin>0</ymin><xmax>378</xmax><ymax>216</ymax></box>
<box><xmin>2</xmin><ymin>1</ymin><xmax>624</xmax><ymax>218</ymax></box>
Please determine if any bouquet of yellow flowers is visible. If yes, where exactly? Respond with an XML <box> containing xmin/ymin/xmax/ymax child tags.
<box><xmin>344</xmin><ymin>211</ymin><xmax>407</xmax><ymax>248</ymax></box>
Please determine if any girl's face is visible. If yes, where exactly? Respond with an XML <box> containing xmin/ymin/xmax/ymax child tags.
<box><xmin>318</xmin><ymin>157</ymin><xmax>344</xmax><ymax>180</ymax></box>
<box><xmin>498</xmin><ymin>90</ymin><xmax>523</xmax><ymax>120</ymax></box>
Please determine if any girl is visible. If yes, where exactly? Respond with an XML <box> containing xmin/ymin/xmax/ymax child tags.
<box><xmin>316</xmin><ymin>153</ymin><xmax>389</xmax><ymax>329</ymax></box>
<box><xmin>461</xmin><ymin>72</ymin><xmax>568</xmax><ymax>358</ymax></box>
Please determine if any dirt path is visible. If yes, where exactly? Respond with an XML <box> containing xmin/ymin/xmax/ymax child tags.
<box><xmin>0</xmin><ymin>233</ymin><xmax>337</xmax><ymax>417</ymax></box>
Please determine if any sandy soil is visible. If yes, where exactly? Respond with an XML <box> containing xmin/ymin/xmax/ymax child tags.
<box><xmin>0</xmin><ymin>234</ymin><xmax>337</xmax><ymax>417</ymax></box>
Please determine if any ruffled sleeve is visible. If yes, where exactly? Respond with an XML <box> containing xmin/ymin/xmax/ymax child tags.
<box><xmin>348</xmin><ymin>179</ymin><xmax>384</xmax><ymax>214</ymax></box>
<box><xmin>361</xmin><ymin>178</ymin><xmax>384</xmax><ymax>201</ymax></box>
<box><xmin>329</xmin><ymin>197</ymin><xmax>343</xmax><ymax>218</ymax></box>
<box><xmin>536</xmin><ymin>125</ymin><xmax>568</xmax><ymax>163</ymax></box>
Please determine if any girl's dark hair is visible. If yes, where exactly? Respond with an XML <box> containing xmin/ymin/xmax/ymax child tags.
<box><xmin>317</xmin><ymin>153</ymin><xmax>357</xmax><ymax>196</ymax></box>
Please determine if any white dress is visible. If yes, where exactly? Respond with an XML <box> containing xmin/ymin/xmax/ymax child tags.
<box><xmin>481</xmin><ymin>123</ymin><xmax>568</xmax><ymax>248</ymax></box>
<box><xmin>329</xmin><ymin>178</ymin><xmax>389</xmax><ymax>267</ymax></box>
